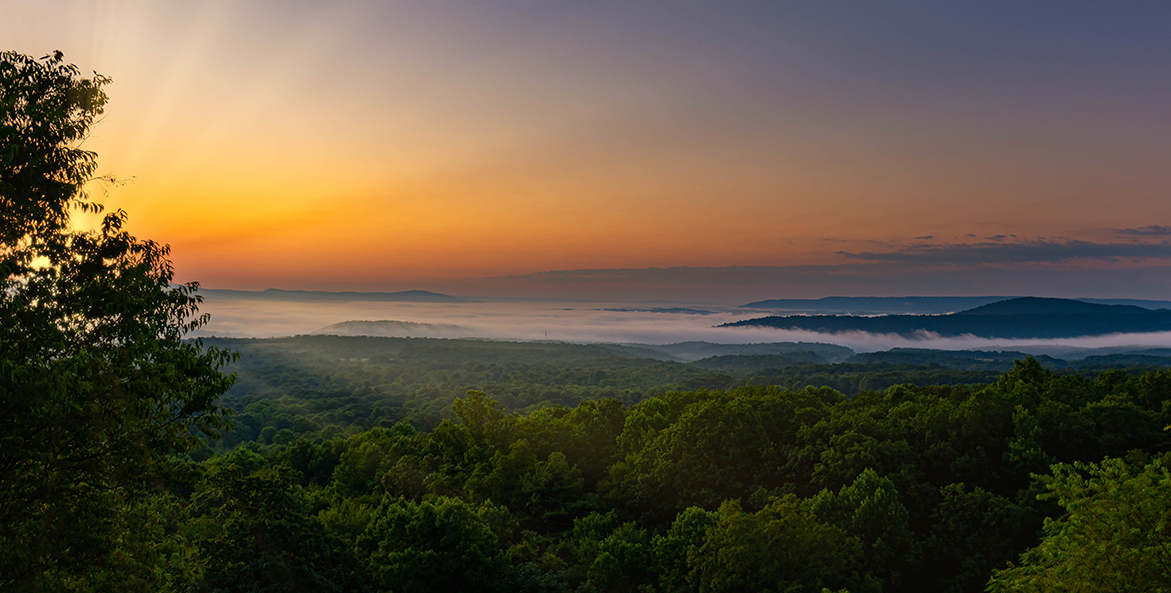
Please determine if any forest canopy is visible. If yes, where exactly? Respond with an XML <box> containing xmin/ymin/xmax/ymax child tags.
<box><xmin>102</xmin><ymin>359</ymin><xmax>1171</xmax><ymax>592</ymax></box>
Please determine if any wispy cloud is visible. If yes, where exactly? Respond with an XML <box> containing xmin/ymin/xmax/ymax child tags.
<box><xmin>453</xmin><ymin>262</ymin><xmax>1171</xmax><ymax>303</ymax></box>
<box><xmin>492</xmin><ymin>265</ymin><xmax>852</xmax><ymax>285</ymax></box>
<box><xmin>1114</xmin><ymin>225</ymin><xmax>1171</xmax><ymax>237</ymax></box>
<box><xmin>840</xmin><ymin>239</ymin><xmax>1171</xmax><ymax>265</ymax></box>
<box><xmin>453</xmin><ymin>234</ymin><xmax>1171</xmax><ymax>302</ymax></box>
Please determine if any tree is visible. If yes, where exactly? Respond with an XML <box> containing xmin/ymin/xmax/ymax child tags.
<box><xmin>0</xmin><ymin>50</ymin><xmax>235</xmax><ymax>589</ymax></box>
<box><xmin>924</xmin><ymin>482</ymin><xmax>1028</xmax><ymax>593</ymax></box>
<box><xmin>987</xmin><ymin>456</ymin><xmax>1171</xmax><ymax>593</ymax></box>
<box><xmin>689</xmin><ymin>496</ymin><xmax>869</xmax><ymax>593</ymax></box>
<box><xmin>809</xmin><ymin>468</ymin><xmax>914</xmax><ymax>588</ymax></box>
<box><xmin>357</xmin><ymin>495</ymin><xmax>510</xmax><ymax>593</ymax></box>
<box><xmin>184</xmin><ymin>449</ymin><xmax>371</xmax><ymax>592</ymax></box>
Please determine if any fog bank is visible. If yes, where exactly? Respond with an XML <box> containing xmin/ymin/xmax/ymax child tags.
<box><xmin>192</xmin><ymin>296</ymin><xmax>1171</xmax><ymax>355</ymax></box>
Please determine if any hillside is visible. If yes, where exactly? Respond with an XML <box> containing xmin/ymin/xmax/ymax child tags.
<box><xmin>741</xmin><ymin>295</ymin><xmax>1013</xmax><ymax>314</ymax></box>
<box><xmin>724</xmin><ymin>297</ymin><xmax>1171</xmax><ymax>338</ymax></box>
<box><xmin>741</xmin><ymin>295</ymin><xmax>1171</xmax><ymax>314</ymax></box>
<box><xmin>956</xmin><ymin>296</ymin><xmax>1150</xmax><ymax>316</ymax></box>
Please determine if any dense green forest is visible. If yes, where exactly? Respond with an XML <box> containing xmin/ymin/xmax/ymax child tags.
<box><xmin>51</xmin><ymin>358</ymin><xmax>1171</xmax><ymax>592</ymax></box>
<box><xmin>199</xmin><ymin>335</ymin><xmax>1008</xmax><ymax>450</ymax></box>
<box><xmin>139</xmin><ymin>334</ymin><xmax>1171</xmax><ymax>592</ymax></box>
<box><xmin>201</xmin><ymin>335</ymin><xmax>1171</xmax><ymax>455</ymax></box>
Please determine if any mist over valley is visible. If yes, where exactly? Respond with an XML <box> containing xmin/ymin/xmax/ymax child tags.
<box><xmin>194</xmin><ymin>289</ymin><xmax>1171</xmax><ymax>356</ymax></box>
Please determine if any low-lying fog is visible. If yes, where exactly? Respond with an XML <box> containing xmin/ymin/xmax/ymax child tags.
<box><xmin>191</xmin><ymin>294</ymin><xmax>1171</xmax><ymax>356</ymax></box>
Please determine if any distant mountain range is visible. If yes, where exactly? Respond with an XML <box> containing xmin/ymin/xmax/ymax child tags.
<box><xmin>724</xmin><ymin>297</ymin><xmax>1171</xmax><ymax>339</ymax></box>
<box><xmin>199</xmin><ymin>288</ymin><xmax>473</xmax><ymax>303</ymax></box>
<box><xmin>741</xmin><ymin>295</ymin><xmax>1171</xmax><ymax>315</ymax></box>
<box><xmin>313</xmin><ymin>320</ymin><xmax>473</xmax><ymax>338</ymax></box>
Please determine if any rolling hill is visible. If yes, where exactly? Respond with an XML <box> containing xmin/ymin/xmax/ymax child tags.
<box><xmin>723</xmin><ymin>297</ymin><xmax>1171</xmax><ymax>338</ymax></box>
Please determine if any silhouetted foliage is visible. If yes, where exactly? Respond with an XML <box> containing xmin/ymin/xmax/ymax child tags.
<box><xmin>1</xmin><ymin>50</ymin><xmax>234</xmax><ymax>590</ymax></box>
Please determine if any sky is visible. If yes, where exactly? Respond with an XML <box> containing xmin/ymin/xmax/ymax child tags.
<box><xmin>5</xmin><ymin>1</ymin><xmax>1171</xmax><ymax>303</ymax></box>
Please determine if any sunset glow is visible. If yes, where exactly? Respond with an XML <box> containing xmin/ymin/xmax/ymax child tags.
<box><xmin>5</xmin><ymin>1</ymin><xmax>1171</xmax><ymax>300</ymax></box>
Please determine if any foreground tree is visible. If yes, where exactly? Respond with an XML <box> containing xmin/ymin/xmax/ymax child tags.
<box><xmin>0</xmin><ymin>50</ymin><xmax>234</xmax><ymax>590</ymax></box>
<box><xmin>987</xmin><ymin>456</ymin><xmax>1171</xmax><ymax>593</ymax></box>
<box><xmin>184</xmin><ymin>449</ymin><xmax>371</xmax><ymax>592</ymax></box>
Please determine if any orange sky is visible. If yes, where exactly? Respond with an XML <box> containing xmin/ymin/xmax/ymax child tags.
<box><xmin>5</xmin><ymin>2</ymin><xmax>1171</xmax><ymax>296</ymax></box>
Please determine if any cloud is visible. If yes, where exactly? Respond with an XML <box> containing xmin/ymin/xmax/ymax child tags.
<box><xmin>1115</xmin><ymin>225</ymin><xmax>1171</xmax><ymax>237</ymax></box>
<box><xmin>840</xmin><ymin>239</ymin><xmax>1171</xmax><ymax>265</ymax></box>
<box><xmin>489</xmin><ymin>265</ymin><xmax>855</xmax><ymax>285</ymax></box>
<box><xmin>914</xmin><ymin>235</ymin><xmax>934</xmax><ymax>240</ymax></box>
<box><xmin>429</xmin><ymin>235</ymin><xmax>1171</xmax><ymax>302</ymax></box>
<box><xmin>436</xmin><ymin>262</ymin><xmax>1171</xmax><ymax>303</ymax></box>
